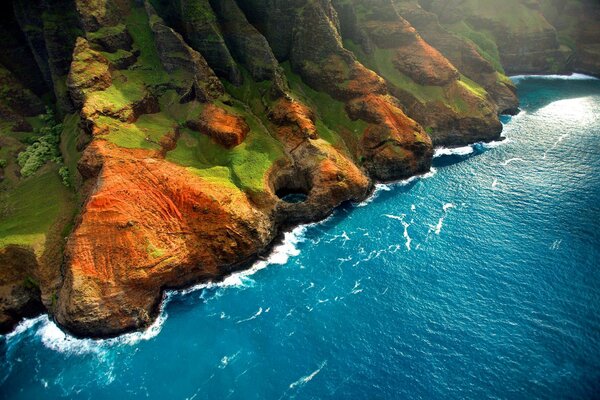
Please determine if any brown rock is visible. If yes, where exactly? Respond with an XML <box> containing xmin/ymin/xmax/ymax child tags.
<box><xmin>186</xmin><ymin>104</ymin><xmax>250</xmax><ymax>148</ymax></box>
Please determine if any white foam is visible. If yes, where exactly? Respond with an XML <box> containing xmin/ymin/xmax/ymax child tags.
<box><xmin>4</xmin><ymin>315</ymin><xmax>46</xmax><ymax>340</ymax></box>
<box><xmin>236</xmin><ymin>307</ymin><xmax>263</xmax><ymax>324</ymax></box>
<box><xmin>443</xmin><ymin>203</ymin><xmax>455</xmax><ymax>212</ymax></box>
<box><xmin>492</xmin><ymin>178</ymin><xmax>499</xmax><ymax>189</ymax></box>
<box><xmin>219</xmin><ymin>351</ymin><xmax>240</xmax><ymax>369</ymax></box>
<box><xmin>430</xmin><ymin>203</ymin><xmax>455</xmax><ymax>235</ymax></box>
<box><xmin>481</xmin><ymin>137</ymin><xmax>510</xmax><ymax>149</ymax></box>
<box><xmin>289</xmin><ymin>361</ymin><xmax>327</xmax><ymax>389</ymax></box>
<box><xmin>357</xmin><ymin>168</ymin><xmax>437</xmax><ymax>207</ymax></box>
<box><xmin>433</xmin><ymin>145</ymin><xmax>474</xmax><ymax>158</ymax></box>
<box><xmin>432</xmin><ymin>217</ymin><xmax>444</xmax><ymax>235</ymax></box>
<box><xmin>543</xmin><ymin>133</ymin><xmax>569</xmax><ymax>159</ymax></box>
<box><xmin>510</xmin><ymin>73</ymin><xmax>599</xmax><ymax>83</ymax></box>
<box><xmin>402</xmin><ymin>219</ymin><xmax>412</xmax><ymax>251</ymax></box>
<box><xmin>384</xmin><ymin>214</ymin><xmax>412</xmax><ymax>251</ymax></box>
<box><xmin>384</xmin><ymin>214</ymin><xmax>405</xmax><ymax>221</ymax></box>
<box><xmin>502</xmin><ymin>157</ymin><xmax>525</xmax><ymax>166</ymax></box>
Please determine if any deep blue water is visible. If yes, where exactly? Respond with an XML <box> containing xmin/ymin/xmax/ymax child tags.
<box><xmin>1</xmin><ymin>75</ymin><xmax>600</xmax><ymax>399</ymax></box>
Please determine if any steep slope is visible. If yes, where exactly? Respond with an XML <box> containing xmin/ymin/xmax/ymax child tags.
<box><xmin>0</xmin><ymin>0</ymin><xmax>598</xmax><ymax>336</ymax></box>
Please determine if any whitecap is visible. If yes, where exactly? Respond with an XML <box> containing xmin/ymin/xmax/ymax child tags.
<box><xmin>492</xmin><ymin>178</ymin><xmax>499</xmax><ymax>189</ymax></box>
<box><xmin>236</xmin><ymin>307</ymin><xmax>263</xmax><ymax>324</ymax></box>
<box><xmin>402</xmin><ymin>219</ymin><xmax>412</xmax><ymax>251</ymax></box>
<box><xmin>432</xmin><ymin>217</ymin><xmax>444</xmax><ymax>235</ymax></box>
<box><xmin>219</xmin><ymin>351</ymin><xmax>241</xmax><ymax>369</ymax></box>
<box><xmin>289</xmin><ymin>361</ymin><xmax>327</xmax><ymax>389</ymax></box>
<box><xmin>4</xmin><ymin>315</ymin><xmax>46</xmax><ymax>340</ymax></box>
<box><xmin>501</xmin><ymin>157</ymin><xmax>525</xmax><ymax>166</ymax></box>
<box><xmin>384</xmin><ymin>214</ymin><xmax>405</xmax><ymax>221</ymax></box>
<box><xmin>443</xmin><ymin>203</ymin><xmax>455</xmax><ymax>212</ymax></box>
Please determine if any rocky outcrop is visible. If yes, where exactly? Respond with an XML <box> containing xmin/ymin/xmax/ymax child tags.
<box><xmin>186</xmin><ymin>104</ymin><xmax>250</xmax><ymax>148</ymax></box>
<box><xmin>1</xmin><ymin>0</ymin><xmax>599</xmax><ymax>336</ymax></box>
<box><xmin>150</xmin><ymin>0</ymin><xmax>242</xmax><ymax>85</ymax></box>
<box><xmin>67</xmin><ymin>38</ymin><xmax>112</xmax><ymax>107</ymax></box>
<box><xmin>145</xmin><ymin>1</ymin><xmax>224</xmax><ymax>103</ymax></box>
<box><xmin>210</xmin><ymin>0</ymin><xmax>286</xmax><ymax>90</ymax></box>
<box><xmin>0</xmin><ymin>246</ymin><xmax>45</xmax><ymax>333</ymax></box>
<box><xmin>56</xmin><ymin>141</ymin><xmax>274</xmax><ymax>336</ymax></box>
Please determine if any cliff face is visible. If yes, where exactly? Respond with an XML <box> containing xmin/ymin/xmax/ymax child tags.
<box><xmin>0</xmin><ymin>0</ymin><xmax>598</xmax><ymax>337</ymax></box>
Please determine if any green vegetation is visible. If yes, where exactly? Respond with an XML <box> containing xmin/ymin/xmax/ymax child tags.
<box><xmin>87</xmin><ymin>24</ymin><xmax>127</xmax><ymax>41</ymax></box>
<box><xmin>16</xmin><ymin>108</ymin><xmax>63</xmax><ymax>177</ymax></box>
<box><xmin>448</xmin><ymin>21</ymin><xmax>505</xmax><ymax>73</ymax></box>
<box><xmin>58</xmin><ymin>166</ymin><xmax>70</xmax><ymax>187</ymax></box>
<box><xmin>458</xmin><ymin>74</ymin><xmax>487</xmax><ymax>99</ymax></box>
<box><xmin>456</xmin><ymin>0</ymin><xmax>551</xmax><ymax>32</ymax></box>
<box><xmin>167</xmin><ymin>101</ymin><xmax>285</xmax><ymax>194</ymax></box>
<box><xmin>345</xmin><ymin>42</ymin><xmax>446</xmax><ymax>105</ymax></box>
<box><xmin>100</xmin><ymin>112</ymin><xmax>175</xmax><ymax>150</ymax></box>
<box><xmin>0</xmin><ymin>166</ymin><xmax>72</xmax><ymax>250</ymax></box>
<box><xmin>60</xmin><ymin>113</ymin><xmax>82</xmax><ymax>188</ymax></box>
<box><xmin>146</xmin><ymin>240</ymin><xmax>165</xmax><ymax>259</ymax></box>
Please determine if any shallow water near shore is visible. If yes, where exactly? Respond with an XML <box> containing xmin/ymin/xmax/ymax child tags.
<box><xmin>1</xmin><ymin>76</ymin><xmax>600</xmax><ymax>399</ymax></box>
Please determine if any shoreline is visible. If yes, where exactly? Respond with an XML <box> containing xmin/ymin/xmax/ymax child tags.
<box><xmin>2</xmin><ymin>72</ymin><xmax>598</xmax><ymax>341</ymax></box>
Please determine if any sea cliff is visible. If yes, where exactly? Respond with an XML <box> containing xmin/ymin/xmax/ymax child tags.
<box><xmin>0</xmin><ymin>0</ymin><xmax>599</xmax><ymax>337</ymax></box>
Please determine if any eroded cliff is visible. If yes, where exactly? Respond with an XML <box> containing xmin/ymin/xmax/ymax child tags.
<box><xmin>0</xmin><ymin>0</ymin><xmax>598</xmax><ymax>336</ymax></box>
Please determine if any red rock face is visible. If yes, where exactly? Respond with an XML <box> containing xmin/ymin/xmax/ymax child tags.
<box><xmin>56</xmin><ymin>140</ymin><xmax>274</xmax><ymax>336</ymax></box>
<box><xmin>187</xmin><ymin>104</ymin><xmax>250</xmax><ymax>148</ymax></box>
<box><xmin>393</xmin><ymin>37</ymin><xmax>459</xmax><ymax>86</ymax></box>
<box><xmin>4</xmin><ymin>0</ymin><xmax>596</xmax><ymax>337</ymax></box>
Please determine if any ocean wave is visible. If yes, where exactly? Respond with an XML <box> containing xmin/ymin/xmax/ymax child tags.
<box><xmin>510</xmin><ymin>73</ymin><xmax>599</xmax><ymax>83</ymax></box>
<box><xmin>357</xmin><ymin>168</ymin><xmax>437</xmax><ymax>207</ymax></box>
<box><xmin>2</xmin><ymin>224</ymin><xmax>310</xmax><ymax>353</ymax></box>
<box><xmin>501</xmin><ymin>157</ymin><xmax>525</xmax><ymax>166</ymax></box>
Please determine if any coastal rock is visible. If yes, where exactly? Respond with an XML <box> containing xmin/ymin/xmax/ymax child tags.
<box><xmin>0</xmin><ymin>246</ymin><xmax>44</xmax><ymax>333</ymax></box>
<box><xmin>57</xmin><ymin>141</ymin><xmax>274</xmax><ymax>337</ymax></box>
<box><xmin>1</xmin><ymin>0</ymin><xmax>599</xmax><ymax>338</ymax></box>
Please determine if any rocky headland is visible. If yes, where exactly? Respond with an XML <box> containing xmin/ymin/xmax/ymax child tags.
<box><xmin>0</xmin><ymin>0</ymin><xmax>598</xmax><ymax>337</ymax></box>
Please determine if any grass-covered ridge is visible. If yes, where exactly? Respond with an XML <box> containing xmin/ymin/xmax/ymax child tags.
<box><xmin>166</xmin><ymin>99</ymin><xmax>285</xmax><ymax>194</ymax></box>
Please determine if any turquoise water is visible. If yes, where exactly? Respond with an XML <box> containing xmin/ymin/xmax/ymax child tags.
<box><xmin>1</xmin><ymin>76</ymin><xmax>600</xmax><ymax>399</ymax></box>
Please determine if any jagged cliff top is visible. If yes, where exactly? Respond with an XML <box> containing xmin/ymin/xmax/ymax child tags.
<box><xmin>0</xmin><ymin>0</ymin><xmax>599</xmax><ymax>337</ymax></box>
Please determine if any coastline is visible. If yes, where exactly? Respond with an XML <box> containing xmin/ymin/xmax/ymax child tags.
<box><xmin>1</xmin><ymin>72</ymin><xmax>597</xmax><ymax>341</ymax></box>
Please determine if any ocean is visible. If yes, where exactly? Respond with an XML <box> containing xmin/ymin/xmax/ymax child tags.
<box><xmin>1</xmin><ymin>75</ymin><xmax>599</xmax><ymax>399</ymax></box>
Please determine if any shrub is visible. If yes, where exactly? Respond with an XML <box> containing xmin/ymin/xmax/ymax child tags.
<box><xmin>17</xmin><ymin>108</ymin><xmax>63</xmax><ymax>177</ymax></box>
<box><xmin>58</xmin><ymin>166</ymin><xmax>71</xmax><ymax>187</ymax></box>
<box><xmin>0</xmin><ymin>159</ymin><xmax>7</xmax><ymax>169</ymax></box>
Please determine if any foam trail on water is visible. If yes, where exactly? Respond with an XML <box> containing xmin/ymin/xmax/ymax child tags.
<box><xmin>236</xmin><ymin>308</ymin><xmax>263</xmax><ymax>324</ymax></box>
<box><xmin>289</xmin><ymin>360</ymin><xmax>327</xmax><ymax>389</ymax></box>
<box><xmin>430</xmin><ymin>203</ymin><xmax>455</xmax><ymax>235</ymax></box>
<box><xmin>502</xmin><ymin>157</ymin><xmax>525</xmax><ymax>166</ymax></box>
<box><xmin>384</xmin><ymin>214</ymin><xmax>412</xmax><ymax>251</ymax></box>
